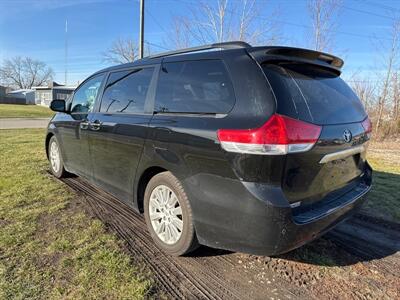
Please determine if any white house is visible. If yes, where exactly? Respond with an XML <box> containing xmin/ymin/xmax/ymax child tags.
<box><xmin>32</xmin><ymin>82</ymin><xmax>76</xmax><ymax>106</ymax></box>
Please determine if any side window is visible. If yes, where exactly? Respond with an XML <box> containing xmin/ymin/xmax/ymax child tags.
<box><xmin>71</xmin><ymin>74</ymin><xmax>104</xmax><ymax>113</ymax></box>
<box><xmin>100</xmin><ymin>68</ymin><xmax>154</xmax><ymax>114</ymax></box>
<box><xmin>155</xmin><ymin>60</ymin><xmax>235</xmax><ymax>114</ymax></box>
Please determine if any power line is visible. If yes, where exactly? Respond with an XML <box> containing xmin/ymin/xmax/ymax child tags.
<box><xmin>345</xmin><ymin>79</ymin><xmax>380</xmax><ymax>83</ymax></box>
<box><xmin>145</xmin><ymin>7</ymin><xmax>169</xmax><ymax>34</ymax></box>
<box><xmin>357</xmin><ymin>0</ymin><xmax>400</xmax><ymax>13</ymax></box>
<box><xmin>143</xmin><ymin>3</ymin><xmax>173</xmax><ymax>53</ymax></box>
<box><xmin>272</xmin><ymin>19</ymin><xmax>391</xmax><ymax>41</ymax></box>
<box><xmin>145</xmin><ymin>41</ymin><xmax>171</xmax><ymax>51</ymax></box>
<box><xmin>173</xmin><ymin>0</ymin><xmax>393</xmax><ymax>42</ymax></box>
<box><xmin>342</xmin><ymin>5</ymin><xmax>398</xmax><ymax>21</ymax></box>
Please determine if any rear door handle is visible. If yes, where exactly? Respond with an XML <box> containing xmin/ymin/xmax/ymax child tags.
<box><xmin>80</xmin><ymin>121</ymin><xmax>89</xmax><ymax>130</ymax></box>
<box><xmin>89</xmin><ymin>120</ymin><xmax>102</xmax><ymax>131</ymax></box>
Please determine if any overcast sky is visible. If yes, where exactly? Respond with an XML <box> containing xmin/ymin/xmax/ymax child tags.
<box><xmin>0</xmin><ymin>0</ymin><xmax>399</xmax><ymax>85</ymax></box>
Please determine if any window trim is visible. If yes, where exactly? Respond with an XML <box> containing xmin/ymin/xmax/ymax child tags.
<box><xmin>70</xmin><ymin>72</ymin><xmax>106</xmax><ymax>115</ymax></box>
<box><xmin>97</xmin><ymin>64</ymin><xmax>159</xmax><ymax>116</ymax></box>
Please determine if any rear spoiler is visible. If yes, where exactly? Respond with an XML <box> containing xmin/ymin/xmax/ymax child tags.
<box><xmin>248</xmin><ymin>46</ymin><xmax>344</xmax><ymax>74</ymax></box>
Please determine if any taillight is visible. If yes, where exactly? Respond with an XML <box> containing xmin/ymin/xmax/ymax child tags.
<box><xmin>361</xmin><ymin>117</ymin><xmax>372</xmax><ymax>138</ymax></box>
<box><xmin>217</xmin><ymin>114</ymin><xmax>322</xmax><ymax>155</ymax></box>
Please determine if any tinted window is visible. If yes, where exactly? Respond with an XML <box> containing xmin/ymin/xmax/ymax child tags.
<box><xmin>262</xmin><ymin>64</ymin><xmax>367</xmax><ymax>125</ymax></box>
<box><xmin>71</xmin><ymin>74</ymin><xmax>104</xmax><ymax>113</ymax></box>
<box><xmin>155</xmin><ymin>60</ymin><xmax>235</xmax><ymax>113</ymax></box>
<box><xmin>100</xmin><ymin>68</ymin><xmax>154</xmax><ymax>114</ymax></box>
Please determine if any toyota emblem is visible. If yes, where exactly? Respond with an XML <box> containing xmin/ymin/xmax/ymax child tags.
<box><xmin>343</xmin><ymin>129</ymin><xmax>352</xmax><ymax>143</ymax></box>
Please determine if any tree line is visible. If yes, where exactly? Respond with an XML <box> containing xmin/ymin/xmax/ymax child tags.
<box><xmin>103</xmin><ymin>0</ymin><xmax>399</xmax><ymax>140</ymax></box>
<box><xmin>0</xmin><ymin>0</ymin><xmax>398</xmax><ymax>139</ymax></box>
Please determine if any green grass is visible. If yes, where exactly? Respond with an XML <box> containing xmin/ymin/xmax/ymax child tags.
<box><xmin>0</xmin><ymin>104</ymin><xmax>54</xmax><ymax>118</ymax></box>
<box><xmin>286</xmin><ymin>145</ymin><xmax>400</xmax><ymax>268</ymax></box>
<box><xmin>363</xmin><ymin>151</ymin><xmax>400</xmax><ymax>223</ymax></box>
<box><xmin>0</xmin><ymin>129</ymin><xmax>152</xmax><ymax>299</ymax></box>
<box><xmin>0</xmin><ymin>128</ymin><xmax>398</xmax><ymax>298</ymax></box>
<box><xmin>289</xmin><ymin>240</ymin><xmax>337</xmax><ymax>267</ymax></box>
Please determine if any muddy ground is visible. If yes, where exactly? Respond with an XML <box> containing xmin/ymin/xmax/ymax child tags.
<box><xmin>58</xmin><ymin>176</ymin><xmax>399</xmax><ymax>300</ymax></box>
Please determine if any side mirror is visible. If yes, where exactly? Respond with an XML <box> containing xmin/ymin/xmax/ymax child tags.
<box><xmin>50</xmin><ymin>99</ymin><xmax>67</xmax><ymax>113</ymax></box>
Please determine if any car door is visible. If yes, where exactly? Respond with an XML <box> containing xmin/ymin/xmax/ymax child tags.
<box><xmin>87</xmin><ymin>65</ymin><xmax>158</xmax><ymax>204</ymax></box>
<box><xmin>57</xmin><ymin>73</ymin><xmax>105</xmax><ymax>179</ymax></box>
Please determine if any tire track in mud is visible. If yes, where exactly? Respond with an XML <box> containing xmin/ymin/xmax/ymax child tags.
<box><xmin>326</xmin><ymin>214</ymin><xmax>400</xmax><ymax>277</ymax></box>
<box><xmin>59</xmin><ymin>176</ymin><xmax>399</xmax><ymax>299</ymax></box>
<box><xmin>64</xmin><ymin>178</ymin><xmax>212</xmax><ymax>299</ymax></box>
<box><xmin>62</xmin><ymin>177</ymin><xmax>291</xmax><ymax>300</ymax></box>
<box><xmin>328</xmin><ymin>214</ymin><xmax>400</xmax><ymax>262</ymax></box>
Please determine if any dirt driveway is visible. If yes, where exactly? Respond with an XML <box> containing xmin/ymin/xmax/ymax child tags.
<box><xmin>0</xmin><ymin>118</ymin><xmax>50</xmax><ymax>129</ymax></box>
<box><xmin>61</xmin><ymin>176</ymin><xmax>400</xmax><ymax>300</ymax></box>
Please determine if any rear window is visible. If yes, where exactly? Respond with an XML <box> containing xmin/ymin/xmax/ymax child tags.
<box><xmin>262</xmin><ymin>64</ymin><xmax>366</xmax><ymax>125</ymax></box>
<box><xmin>155</xmin><ymin>60</ymin><xmax>235</xmax><ymax>114</ymax></box>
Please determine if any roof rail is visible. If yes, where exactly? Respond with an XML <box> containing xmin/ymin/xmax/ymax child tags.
<box><xmin>147</xmin><ymin>41</ymin><xmax>251</xmax><ymax>59</ymax></box>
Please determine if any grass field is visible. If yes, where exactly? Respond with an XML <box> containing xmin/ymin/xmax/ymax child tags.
<box><xmin>364</xmin><ymin>141</ymin><xmax>400</xmax><ymax>222</ymax></box>
<box><xmin>0</xmin><ymin>104</ymin><xmax>54</xmax><ymax>118</ymax></box>
<box><xmin>0</xmin><ymin>129</ymin><xmax>152</xmax><ymax>299</ymax></box>
<box><xmin>0</xmin><ymin>128</ymin><xmax>398</xmax><ymax>298</ymax></box>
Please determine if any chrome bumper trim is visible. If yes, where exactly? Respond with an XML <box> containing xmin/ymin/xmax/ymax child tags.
<box><xmin>319</xmin><ymin>145</ymin><xmax>365</xmax><ymax>164</ymax></box>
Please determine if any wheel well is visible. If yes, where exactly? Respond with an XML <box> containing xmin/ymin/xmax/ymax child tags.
<box><xmin>136</xmin><ymin>166</ymin><xmax>167</xmax><ymax>213</ymax></box>
<box><xmin>45</xmin><ymin>133</ymin><xmax>54</xmax><ymax>159</ymax></box>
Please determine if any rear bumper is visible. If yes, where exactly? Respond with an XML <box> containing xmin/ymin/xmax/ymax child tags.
<box><xmin>184</xmin><ymin>163</ymin><xmax>372</xmax><ymax>255</ymax></box>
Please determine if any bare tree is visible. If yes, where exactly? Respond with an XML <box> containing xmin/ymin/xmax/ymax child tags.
<box><xmin>169</xmin><ymin>0</ymin><xmax>281</xmax><ymax>48</ymax></box>
<box><xmin>102</xmin><ymin>38</ymin><xmax>138</xmax><ymax>64</ymax></box>
<box><xmin>0</xmin><ymin>56</ymin><xmax>53</xmax><ymax>89</ymax></box>
<box><xmin>169</xmin><ymin>17</ymin><xmax>191</xmax><ymax>49</ymax></box>
<box><xmin>349</xmin><ymin>76</ymin><xmax>376</xmax><ymax>113</ymax></box>
<box><xmin>390</xmin><ymin>71</ymin><xmax>400</xmax><ymax>135</ymax></box>
<box><xmin>307</xmin><ymin>0</ymin><xmax>342</xmax><ymax>52</ymax></box>
<box><xmin>374</xmin><ymin>19</ymin><xmax>400</xmax><ymax>134</ymax></box>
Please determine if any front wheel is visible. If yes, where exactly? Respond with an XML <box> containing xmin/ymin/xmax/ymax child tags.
<box><xmin>48</xmin><ymin>136</ymin><xmax>67</xmax><ymax>178</ymax></box>
<box><xmin>144</xmin><ymin>171</ymin><xmax>199</xmax><ymax>256</ymax></box>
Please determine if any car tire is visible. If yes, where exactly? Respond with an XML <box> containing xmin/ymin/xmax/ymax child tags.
<box><xmin>144</xmin><ymin>171</ymin><xmax>199</xmax><ymax>256</ymax></box>
<box><xmin>48</xmin><ymin>136</ymin><xmax>67</xmax><ymax>178</ymax></box>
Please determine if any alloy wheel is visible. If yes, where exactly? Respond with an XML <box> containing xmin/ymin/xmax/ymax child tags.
<box><xmin>149</xmin><ymin>185</ymin><xmax>183</xmax><ymax>245</ymax></box>
<box><xmin>50</xmin><ymin>140</ymin><xmax>61</xmax><ymax>174</ymax></box>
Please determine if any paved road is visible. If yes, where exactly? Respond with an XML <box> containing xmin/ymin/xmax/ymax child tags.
<box><xmin>0</xmin><ymin>118</ymin><xmax>50</xmax><ymax>129</ymax></box>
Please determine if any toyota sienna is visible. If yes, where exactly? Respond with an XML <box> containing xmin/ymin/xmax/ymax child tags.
<box><xmin>46</xmin><ymin>42</ymin><xmax>372</xmax><ymax>256</ymax></box>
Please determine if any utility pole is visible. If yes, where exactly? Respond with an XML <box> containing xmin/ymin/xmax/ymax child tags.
<box><xmin>139</xmin><ymin>0</ymin><xmax>145</xmax><ymax>59</ymax></box>
<box><xmin>65</xmin><ymin>19</ymin><xmax>68</xmax><ymax>85</ymax></box>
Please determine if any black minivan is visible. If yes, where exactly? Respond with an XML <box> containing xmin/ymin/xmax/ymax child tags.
<box><xmin>47</xmin><ymin>42</ymin><xmax>372</xmax><ymax>256</ymax></box>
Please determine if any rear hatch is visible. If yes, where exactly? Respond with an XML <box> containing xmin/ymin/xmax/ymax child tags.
<box><xmin>262</xmin><ymin>63</ymin><xmax>371</xmax><ymax>208</ymax></box>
